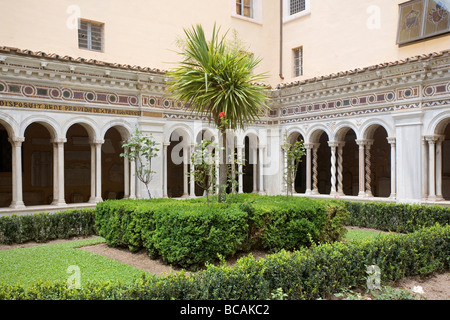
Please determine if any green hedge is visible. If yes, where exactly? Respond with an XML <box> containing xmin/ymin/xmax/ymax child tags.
<box><xmin>95</xmin><ymin>195</ymin><xmax>349</xmax><ymax>269</ymax></box>
<box><xmin>1</xmin><ymin>223</ymin><xmax>448</xmax><ymax>300</ymax></box>
<box><xmin>0</xmin><ymin>209</ymin><xmax>97</xmax><ymax>244</ymax></box>
<box><xmin>345</xmin><ymin>201</ymin><xmax>450</xmax><ymax>233</ymax></box>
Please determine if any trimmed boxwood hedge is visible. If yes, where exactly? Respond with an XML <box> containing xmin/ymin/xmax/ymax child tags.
<box><xmin>95</xmin><ymin>194</ymin><xmax>349</xmax><ymax>269</ymax></box>
<box><xmin>345</xmin><ymin>201</ymin><xmax>450</xmax><ymax>233</ymax></box>
<box><xmin>1</xmin><ymin>223</ymin><xmax>448</xmax><ymax>300</ymax></box>
<box><xmin>0</xmin><ymin>209</ymin><xmax>96</xmax><ymax>245</ymax></box>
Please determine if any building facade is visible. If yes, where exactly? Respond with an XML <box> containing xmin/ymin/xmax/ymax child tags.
<box><xmin>0</xmin><ymin>0</ymin><xmax>449</xmax><ymax>214</ymax></box>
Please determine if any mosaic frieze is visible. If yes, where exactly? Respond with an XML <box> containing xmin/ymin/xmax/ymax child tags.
<box><xmin>0</xmin><ymin>80</ymin><xmax>139</xmax><ymax>107</ymax></box>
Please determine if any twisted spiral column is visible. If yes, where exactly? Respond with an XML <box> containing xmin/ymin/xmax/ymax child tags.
<box><xmin>312</xmin><ymin>144</ymin><xmax>319</xmax><ymax>194</ymax></box>
<box><xmin>328</xmin><ymin>141</ymin><xmax>338</xmax><ymax>195</ymax></box>
<box><xmin>365</xmin><ymin>140</ymin><xmax>374</xmax><ymax>197</ymax></box>
<box><xmin>337</xmin><ymin>142</ymin><xmax>345</xmax><ymax>195</ymax></box>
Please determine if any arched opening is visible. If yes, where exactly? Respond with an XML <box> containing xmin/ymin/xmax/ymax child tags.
<box><xmin>287</xmin><ymin>132</ymin><xmax>306</xmax><ymax>194</ymax></box>
<box><xmin>65</xmin><ymin>124</ymin><xmax>92</xmax><ymax>204</ymax></box>
<box><xmin>243</xmin><ymin>134</ymin><xmax>258</xmax><ymax>193</ymax></box>
<box><xmin>341</xmin><ymin>129</ymin><xmax>358</xmax><ymax>196</ymax></box>
<box><xmin>102</xmin><ymin>127</ymin><xmax>125</xmax><ymax>200</ymax></box>
<box><xmin>315</xmin><ymin>131</ymin><xmax>331</xmax><ymax>195</ymax></box>
<box><xmin>167</xmin><ymin>129</ymin><xmax>190</xmax><ymax>198</ymax></box>
<box><xmin>0</xmin><ymin>123</ymin><xmax>12</xmax><ymax>207</ymax></box>
<box><xmin>194</xmin><ymin>129</ymin><xmax>216</xmax><ymax>197</ymax></box>
<box><xmin>366</xmin><ymin>125</ymin><xmax>391</xmax><ymax>197</ymax></box>
<box><xmin>443</xmin><ymin>123</ymin><xmax>450</xmax><ymax>200</ymax></box>
<box><xmin>22</xmin><ymin>123</ymin><xmax>53</xmax><ymax>206</ymax></box>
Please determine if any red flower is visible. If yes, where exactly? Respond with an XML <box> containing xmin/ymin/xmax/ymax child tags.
<box><xmin>219</xmin><ymin>112</ymin><xmax>226</xmax><ymax>118</ymax></box>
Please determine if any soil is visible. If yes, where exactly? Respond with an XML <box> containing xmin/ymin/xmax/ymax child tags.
<box><xmin>1</xmin><ymin>234</ymin><xmax>449</xmax><ymax>300</ymax></box>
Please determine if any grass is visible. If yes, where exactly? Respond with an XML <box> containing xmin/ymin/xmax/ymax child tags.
<box><xmin>343</xmin><ymin>227</ymin><xmax>383</xmax><ymax>242</ymax></box>
<box><xmin>0</xmin><ymin>237</ymin><xmax>146</xmax><ymax>287</ymax></box>
<box><xmin>0</xmin><ymin>228</ymin><xmax>384</xmax><ymax>288</ymax></box>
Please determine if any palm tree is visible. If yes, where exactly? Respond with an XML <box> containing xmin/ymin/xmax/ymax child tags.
<box><xmin>167</xmin><ymin>24</ymin><xmax>269</xmax><ymax>202</ymax></box>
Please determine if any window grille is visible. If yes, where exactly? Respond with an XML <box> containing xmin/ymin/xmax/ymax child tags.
<box><xmin>78</xmin><ymin>20</ymin><xmax>103</xmax><ymax>52</ymax></box>
<box><xmin>290</xmin><ymin>0</ymin><xmax>306</xmax><ymax>15</ymax></box>
<box><xmin>293</xmin><ymin>47</ymin><xmax>303</xmax><ymax>77</ymax></box>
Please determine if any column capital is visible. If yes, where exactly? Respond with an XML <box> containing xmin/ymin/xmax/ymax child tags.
<box><xmin>356</xmin><ymin>139</ymin><xmax>374</xmax><ymax>146</ymax></box>
<box><xmin>91</xmin><ymin>139</ymin><xmax>105</xmax><ymax>145</ymax></box>
<box><xmin>327</xmin><ymin>141</ymin><xmax>339</xmax><ymax>148</ymax></box>
<box><xmin>8</xmin><ymin>137</ymin><xmax>25</xmax><ymax>146</ymax></box>
<box><xmin>424</xmin><ymin>135</ymin><xmax>439</xmax><ymax>143</ymax></box>
<box><xmin>387</xmin><ymin>137</ymin><xmax>396</xmax><ymax>145</ymax></box>
<box><xmin>51</xmin><ymin>138</ymin><xmax>67</xmax><ymax>144</ymax></box>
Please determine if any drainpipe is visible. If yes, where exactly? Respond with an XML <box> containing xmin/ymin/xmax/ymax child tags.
<box><xmin>279</xmin><ymin>0</ymin><xmax>284</xmax><ymax>80</ymax></box>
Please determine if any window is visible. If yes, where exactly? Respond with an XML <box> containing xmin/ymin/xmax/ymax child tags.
<box><xmin>283</xmin><ymin>0</ymin><xmax>310</xmax><ymax>23</ymax></box>
<box><xmin>290</xmin><ymin>0</ymin><xmax>306</xmax><ymax>15</ymax></box>
<box><xmin>236</xmin><ymin>0</ymin><xmax>253</xmax><ymax>18</ymax></box>
<box><xmin>293</xmin><ymin>47</ymin><xmax>303</xmax><ymax>77</ymax></box>
<box><xmin>78</xmin><ymin>20</ymin><xmax>103</xmax><ymax>51</ymax></box>
<box><xmin>397</xmin><ymin>0</ymin><xmax>450</xmax><ymax>45</ymax></box>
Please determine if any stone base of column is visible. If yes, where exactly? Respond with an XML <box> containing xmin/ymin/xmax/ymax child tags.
<box><xmin>358</xmin><ymin>191</ymin><xmax>367</xmax><ymax>197</ymax></box>
<box><xmin>10</xmin><ymin>201</ymin><xmax>25</xmax><ymax>209</ymax></box>
<box><xmin>389</xmin><ymin>193</ymin><xmax>396</xmax><ymax>199</ymax></box>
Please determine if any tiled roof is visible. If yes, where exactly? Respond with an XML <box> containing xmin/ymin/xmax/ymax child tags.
<box><xmin>0</xmin><ymin>46</ymin><xmax>167</xmax><ymax>75</ymax></box>
<box><xmin>276</xmin><ymin>49</ymin><xmax>450</xmax><ymax>89</ymax></box>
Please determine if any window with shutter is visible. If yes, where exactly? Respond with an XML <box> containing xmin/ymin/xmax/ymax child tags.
<box><xmin>236</xmin><ymin>0</ymin><xmax>253</xmax><ymax>18</ymax></box>
<box><xmin>293</xmin><ymin>47</ymin><xmax>303</xmax><ymax>77</ymax></box>
<box><xmin>290</xmin><ymin>0</ymin><xmax>306</xmax><ymax>15</ymax></box>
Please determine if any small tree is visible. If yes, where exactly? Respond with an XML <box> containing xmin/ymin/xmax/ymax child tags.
<box><xmin>189</xmin><ymin>140</ymin><xmax>217</xmax><ymax>206</ymax></box>
<box><xmin>121</xmin><ymin>128</ymin><xmax>159</xmax><ymax>200</ymax></box>
<box><xmin>283</xmin><ymin>134</ymin><xmax>305</xmax><ymax>199</ymax></box>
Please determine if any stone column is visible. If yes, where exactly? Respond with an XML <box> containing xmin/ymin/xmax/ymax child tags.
<box><xmin>88</xmin><ymin>142</ymin><xmax>96</xmax><ymax>203</ymax></box>
<box><xmin>365</xmin><ymin>140</ymin><xmax>374</xmax><ymax>197</ymax></box>
<box><xmin>163</xmin><ymin>143</ymin><xmax>168</xmax><ymax>198</ymax></box>
<box><xmin>337</xmin><ymin>142</ymin><xmax>345</xmax><ymax>195</ymax></box>
<box><xmin>426</xmin><ymin>136</ymin><xmax>437</xmax><ymax>201</ymax></box>
<box><xmin>182</xmin><ymin>146</ymin><xmax>189</xmax><ymax>197</ymax></box>
<box><xmin>129</xmin><ymin>159</ymin><xmax>136</xmax><ymax>199</ymax></box>
<box><xmin>9</xmin><ymin>137</ymin><xmax>25</xmax><ymax>208</ymax></box>
<box><xmin>259</xmin><ymin>145</ymin><xmax>265</xmax><ymax>194</ymax></box>
<box><xmin>123</xmin><ymin>150</ymin><xmax>130</xmax><ymax>199</ymax></box>
<box><xmin>304</xmin><ymin>143</ymin><xmax>313</xmax><ymax>195</ymax></box>
<box><xmin>312</xmin><ymin>143</ymin><xmax>319</xmax><ymax>194</ymax></box>
<box><xmin>328</xmin><ymin>141</ymin><xmax>338</xmax><ymax>195</ymax></box>
<box><xmin>356</xmin><ymin>139</ymin><xmax>366</xmax><ymax>197</ymax></box>
<box><xmin>94</xmin><ymin>140</ymin><xmax>104</xmax><ymax>202</ymax></box>
<box><xmin>421</xmin><ymin>137</ymin><xmax>429</xmax><ymax>201</ymax></box>
<box><xmin>252</xmin><ymin>147</ymin><xmax>258</xmax><ymax>193</ymax></box>
<box><xmin>237</xmin><ymin>145</ymin><xmax>244</xmax><ymax>194</ymax></box>
<box><xmin>435</xmin><ymin>136</ymin><xmax>444</xmax><ymax>201</ymax></box>
<box><xmin>387</xmin><ymin>137</ymin><xmax>397</xmax><ymax>199</ymax></box>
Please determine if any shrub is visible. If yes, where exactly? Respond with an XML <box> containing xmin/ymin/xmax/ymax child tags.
<box><xmin>0</xmin><ymin>209</ymin><xmax>96</xmax><ymax>245</ymax></box>
<box><xmin>345</xmin><ymin>201</ymin><xmax>450</xmax><ymax>233</ymax></box>
<box><xmin>1</xmin><ymin>223</ymin><xmax>448</xmax><ymax>300</ymax></box>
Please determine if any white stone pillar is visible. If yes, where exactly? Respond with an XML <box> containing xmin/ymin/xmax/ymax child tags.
<box><xmin>356</xmin><ymin>139</ymin><xmax>366</xmax><ymax>197</ymax></box>
<box><xmin>237</xmin><ymin>145</ymin><xmax>244</xmax><ymax>194</ymax></box>
<box><xmin>182</xmin><ymin>146</ymin><xmax>189</xmax><ymax>197</ymax></box>
<box><xmin>426</xmin><ymin>136</ymin><xmax>437</xmax><ymax>201</ymax></box>
<box><xmin>259</xmin><ymin>146</ymin><xmax>265</xmax><ymax>194</ymax></box>
<box><xmin>436</xmin><ymin>136</ymin><xmax>444</xmax><ymax>201</ymax></box>
<box><xmin>304</xmin><ymin>143</ymin><xmax>313</xmax><ymax>195</ymax></box>
<box><xmin>9</xmin><ymin>137</ymin><xmax>25</xmax><ymax>208</ymax></box>
<box><xmin>94</xmin><ymin>140</ymin><xmax>104</xmax><ymax>202</ymax></box>
<box><xmin>123</xmin><ymin>151</ymin><xmax>130</xmax><ymax>199</ymax></box>
<box><xmin>421</xmin><ymin>137</ymin><xmax>429</xmax><ymax>201</ymax></box>
<box><xmin>163</xmin><ymin>143</ymin><xmax>168</xmax><ymax>198</ymax></box>
<box><xmin>129</xmin><ymin>159</ymin><xmax>136</xmax><ymax>199</ymax></box>
<box><xmin>252</xmin><ymin>147</ymin><xmax>257</xmax><ymax>193</ymax></box>
<box><xmin>328</xmin><ymin>141</ymin><xmax>338</xmax><ymax>195</ymax></box>
<box><xmin>51</xmin><ymin>141</ymin><xmax>58</xmax><ymax>205</ymax></box>
<box><xmin>387</xmin><ymin>137</ymin><xmax>397</xmax><ymax>199</ymax></box>
<box><xmin>88</xmin><ymin>142</ymin><xmax>96</xmax><ymax>203</ymax></box>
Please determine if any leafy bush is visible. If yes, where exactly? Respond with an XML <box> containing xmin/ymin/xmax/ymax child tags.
<box><xmin>345</xmin><ymin>201</ymin><xmax>450</xmax><ymax>233</ymax></box>
<box><xmin>96</xmin><ymin>195</ymin><xmax>349</xmax><ymax>269</ymax></box>
<box><xmin>1</xmin><ymin>223</ymin><xmax>448</xmax><ymax>300</ymax></box>
<box><xmin>0</xmin><ymin>209</ymin><xmax>96</xmax><ymax>244</ymax></box>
